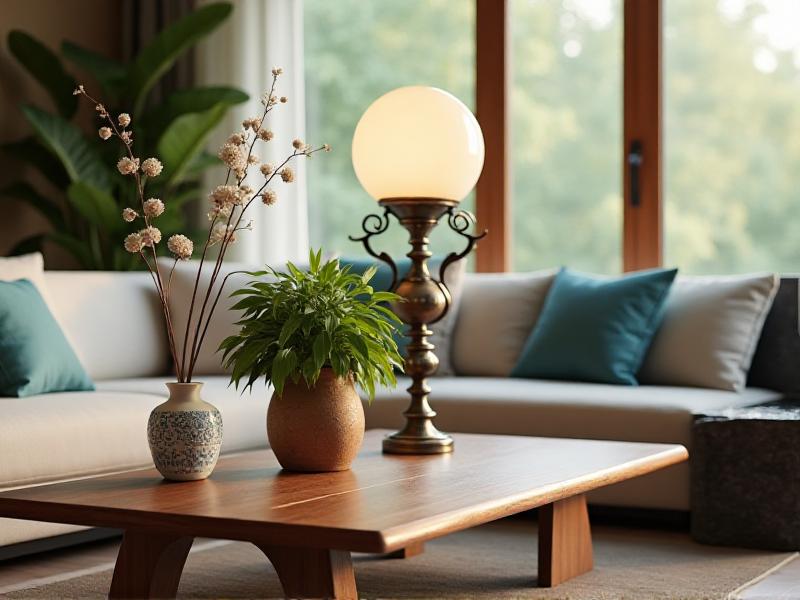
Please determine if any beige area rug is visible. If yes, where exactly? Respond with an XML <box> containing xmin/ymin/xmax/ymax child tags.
<box><xmin>6</xmin><ymin>519</ymin><xmax>796</xmax><ymax>600</ymax></box>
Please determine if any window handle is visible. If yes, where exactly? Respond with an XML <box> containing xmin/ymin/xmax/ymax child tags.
<box><xmin>628</xmin><ymin>140</ymin><xmax>643</xmax><ymax>207</ymax></box>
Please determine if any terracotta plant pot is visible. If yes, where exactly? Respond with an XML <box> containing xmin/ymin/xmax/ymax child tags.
<box><xmin>267</xmin><ymin>369</ymin><xmax>365</xmax><ymax>472</ymax></box>
<box><xmin>147</xmin><ymin>382</ymin><xmax>223</xmax><ymax>481</ymax></box>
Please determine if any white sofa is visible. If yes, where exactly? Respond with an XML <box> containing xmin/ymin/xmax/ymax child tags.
<box><xmin>0</xmin><ymin>269</ymin><xmax>790</xmax><ymax>551</ymax></box>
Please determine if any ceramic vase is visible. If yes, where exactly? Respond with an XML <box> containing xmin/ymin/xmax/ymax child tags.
<box><xmin>147</xmin><ymin>382</ymin><xmax>223</xmax><ymax>481</ymax></box>
<box><xmin>267</xmin><ymin>369</ymin><xmax>364</xmax><ymax>472</ymax></box>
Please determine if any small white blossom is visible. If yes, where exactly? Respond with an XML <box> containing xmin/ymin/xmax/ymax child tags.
<box><xmin>260</xmin><ymin>189</ymin><xmax>277</xmax><ymax>206</ymax></box>
<box><xmin>123</xmin><ymin>232</ymin><xmax>143</xmax><ymax>253</ymax></box>
<box><xmin>118</xmin><ymin>113</ymin><xmax>131</xmax><ymax>127</ymax></box>
<box><xmin>209</xmin><ymin>223</ymin><xmax>236</xmax><ymax>246</ymax></box>
<box><xmin>117</xmin><ymin>156</ymin><xmax>139</xmax><ymax>175</ymax></box>
<box><xmin>139</xmin><ymin>226</ymin><xmax>162</xmax><ymax>246</ymax></box>
<box><xmin>271</xmin><ymin>66</ymin><xmax>283</xmax><ymax>77</ymax></box>
<box><xmin>280</xmin><ymin>166</ymin><xmax>294</xmax><ymax>183</ymax></box>
<box><xmin>122</xmin><ymin>207</ymin><xmax>138</xmax><ymax>222</ymax></box>
<box><xmin>98</xmin><ymin>127</ymin><xmax>112</xmax><ymax>140</ymax></box>
<box><xmin>143</xmin><ymin>198</ymin><xmax>164</xmax><ymax>218</ymax></box>
<box><xmin>141</xmin><ymin>158</ymin><xmax>163</xmax><ymax>178</ymax></box>
<box><xmin>260</xmin><ymin>163</ymin><xmax>274</xmax><ymax>176</ymax></box>
<box><xmin>258</xmin><ymin>129</ymin><xmax>274</xmax><ymax>141</ymax></box>
<box><xmin>167</xmin><ymin>234</ymin><xmax>193</xmax><ymax>260</ymax></box>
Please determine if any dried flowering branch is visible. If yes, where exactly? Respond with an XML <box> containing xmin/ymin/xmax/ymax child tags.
<box><xmin>73</xmin><ymin>68</ymin><xmax>329</xmax><ymax>383</ymax></box>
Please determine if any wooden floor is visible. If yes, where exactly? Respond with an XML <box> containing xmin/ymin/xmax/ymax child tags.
<box><xmin>0</xmin><ymin>533</ymin><xmax>797</xmax><ymax>598</ymax></box>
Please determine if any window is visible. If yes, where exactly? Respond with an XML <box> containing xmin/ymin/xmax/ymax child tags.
<box><xmin>510</xmin><ymin>0</ymin><xmax>623</xmax><ymax>273</ymax></box>
<box><xmin>664</xmin><ymin>0</ymin><xmax>800</xmax><ymax>273</ymax></box>
<box><xmin>304</xmin><ymin>0</ymin><xmax>476</xmax><ymax>259</ymax></box>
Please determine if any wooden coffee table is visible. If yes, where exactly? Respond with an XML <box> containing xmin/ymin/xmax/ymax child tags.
<box><xmin>0</xmin><ymin>430</ymin><xmax>686</xmax><ymax>598</ymax></box>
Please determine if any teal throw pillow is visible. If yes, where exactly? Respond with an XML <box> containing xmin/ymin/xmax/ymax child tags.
<box><xmin>510</xmin><ymin>267</ymin><xmax>678</xmax><ymax>385</ymax></box>
<box><xmin>0</xmin><ymin>279</ymin><xmax>94</xmax><ymax>397</ymax></box>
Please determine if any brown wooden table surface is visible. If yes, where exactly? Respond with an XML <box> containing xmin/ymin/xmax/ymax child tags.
<box><xmin>0</xmin><ymin>430</ymin><xmax>687</xmax><ymax>599</ymax></box>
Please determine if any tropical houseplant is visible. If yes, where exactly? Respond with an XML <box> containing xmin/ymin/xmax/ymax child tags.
<box><xmin>221</xmin><ymin>251</ymin><xmax>404</xmax><ymax>471</ymax></box>
<box><xmin>2</xmin><ymin>2</ymin><xmax>247</xmax><ymax>269</ymax></box>
<box><xmin>73</xmin><ymin>65</ymin><xmax>329</xmax><ymax>480</ymax></box>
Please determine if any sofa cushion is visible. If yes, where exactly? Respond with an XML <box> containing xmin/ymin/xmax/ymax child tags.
<box><xmin>511</xmin><ymin>268</ymin><xmax>677</xmax><ymax>385</ymax></box>
<box><xmin>44</xmin><ymin>272</ymin><xmax>169</xmax><ymax>381</ymax></box>
<box><xmin>0</xmin><ymin>280</ymin><xmax>93</xmax><ymax>397</ymax></box>
<box><xmin>0</xmin><ymin>252</ymin><xmax>52</xmax><ymax>307</ymax></box>
<box><xmin>363</xmin><ymin>377</ymin><xmax>780</xmax><ymax>510</ymax></box>
<box><xmin>452</xmin><ymin>269</ymin><xmax>556</xmax><ymax>376</ymax></box>
<box><xmin>0</xmin><ymin>378</ymin><xmax>268</xmax><ymax>490</ymax></box>
<box><xmin>639</xmin><ymin>273</ymin><xmax>779</xmax><ymax>391</ymax></box>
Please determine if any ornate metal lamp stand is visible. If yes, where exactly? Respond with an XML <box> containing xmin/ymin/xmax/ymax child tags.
<box><xmin>351</xmin><ymin>197</ymin><xmax>487</xmax><ymax>454</ymax></box>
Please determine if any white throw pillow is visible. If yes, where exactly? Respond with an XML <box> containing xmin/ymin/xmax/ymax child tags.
<box><xmin>428</xmin><ymin>258</ymin><xmax>467</xmax><ymax>377</ymax></box>
<box><xmin>638</xmin><ymin>273</ymin><xmax>779</xmax><ymax>391</ymax></box>
<box><xmin>452</xmin><ymin>269</ymin><xmax>557</xmax><ymax>376</ymax></box>
<box><xmin>0</xmin><ymin>252</ymin><xmax>52</xmax><ymax>305</ymax></box>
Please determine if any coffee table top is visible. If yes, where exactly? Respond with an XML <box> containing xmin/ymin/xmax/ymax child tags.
<box><xmin>0</xmin><ymin>430</ymin><xmax>687</xmax><ymax>553</ymax></box>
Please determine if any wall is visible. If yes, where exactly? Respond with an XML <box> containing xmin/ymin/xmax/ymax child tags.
<box><xmin>0</xmin><ymin>0</ymin><xmax>122</xmax><ymax>267</ymax></box>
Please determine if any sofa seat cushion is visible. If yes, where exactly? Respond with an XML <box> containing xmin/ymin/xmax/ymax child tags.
<box><xmin>0</xmin><ymin>379</ymin><xmax>268</xmax><ymax>490</ymax></box>
<box><xmin>363</xmin><ymin>377</ymin><xmax>780</xmax><ymax>511</ymax></box>
<box><xmin>364</xmin><ymin>377</ymin><xmax>780</xmax><ymax>447</ymax></box>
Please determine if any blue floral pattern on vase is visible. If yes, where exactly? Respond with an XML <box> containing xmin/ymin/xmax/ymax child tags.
<box><xmin>147</xmin><ymin>408</ymin><xmax>223</xmax><ymax>481</ymax></box>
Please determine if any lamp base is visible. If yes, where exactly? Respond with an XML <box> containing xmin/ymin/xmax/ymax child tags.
<box><xmin>382</xmin><ymin>431</ymin><xmax>454</xmax><ymax>455</ymax></box>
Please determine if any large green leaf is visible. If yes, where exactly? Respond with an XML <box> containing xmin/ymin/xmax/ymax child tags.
<box><xmin>0</xmin><ymin>182</ymin><xmax>63</xmax><ymax>228</ymax></box>
<box><xmin>67</xmin><ymin>182</ymin><xmax>122</xmax><ymax>231</ymax></box>
<box><xmin>0</xmin><ymin>137</ymin><xmax>69</xmax><ymax>190</ymax></box>
<box><xmin>127</xmin><ymin>3</ymin><xmax>233</xmax><ymax>116</ymax></box>
<box><xmin>157</xmin><ymin>103</ymin><xmax>227</xmax><ymax>188</ymax></box>
<box><xmin>61</xmin><ymin>41</ymin><xmax>126</xmax><ymax>98</ymax></box>
<box><xmin>49</xmin><ymin>232</ymin><xmax>97</xmax><ymax>269</ymax></box>
<box><xmin>7</xmin><ymin>31</ymin><xmax>77</xmax><ymax>118</ymax></box>
<box><xmin>142</xmin><ymin>86</ymin><xmax>247</xmax><ymax>133</ymax></box>
<box><xmin>22</xmin><ymin>104</ymin><xmax>111</xmax><ymax>192</ymax></box>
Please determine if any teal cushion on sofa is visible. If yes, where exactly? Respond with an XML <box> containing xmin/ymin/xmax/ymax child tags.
<box><xmin>510</xmin><ymin>267</ymin><xmax>678</xmax><ymax>385</ymax></box>
<box><xmin>0</xmin><ymin>279</ymin><xmax>94</xmax><ymax>397</ymax></box>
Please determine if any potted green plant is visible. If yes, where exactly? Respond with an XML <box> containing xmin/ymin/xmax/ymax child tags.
<box><xmin>221</xmin><ymin>250</ymin><xmax>404</xmax><ymax>472</ymax></box>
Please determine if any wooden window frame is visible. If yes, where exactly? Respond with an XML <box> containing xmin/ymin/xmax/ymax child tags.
<box><xmin>473</xmin><ymin>0</ymin><xmax>663</xmax><ymax>273</ymax></box>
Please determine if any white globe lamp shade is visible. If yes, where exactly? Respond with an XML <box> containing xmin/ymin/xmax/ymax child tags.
<box><xmin>352</xmin><ymin>86</ymin><xmax>485</xmax><ymax>202</ymax></box>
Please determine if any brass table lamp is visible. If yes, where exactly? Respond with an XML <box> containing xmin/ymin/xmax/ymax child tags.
<box><xmin>350</xmin><ymin>86</ymin><xmax>487</xmax><ymax>455</ymax></box>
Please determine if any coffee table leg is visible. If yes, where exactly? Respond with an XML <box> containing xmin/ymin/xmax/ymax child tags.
<box><xmin>257</xmin><ymin>544</ymin><xmax>358</xmax><ymax>599</ymax></box>
<box><xmin>109</xmin><ymin>531</ymin><xmax>194</xmax><ymax>599</ymax></box>
<box><xmin>538</xmin><ymin>494</ymin><xmax>593</xmax><ymax>587</ymax></box>
<box><xmin>386</xmin><ymin>541</ymin><xmax>425</xmax><ymax>559</ymax></box>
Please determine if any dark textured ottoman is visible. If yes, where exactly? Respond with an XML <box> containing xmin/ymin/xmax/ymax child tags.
<box><xmin>691</xmin><ymin>404</ymin><xmax>800</xmax><ymax>550</ymax></box>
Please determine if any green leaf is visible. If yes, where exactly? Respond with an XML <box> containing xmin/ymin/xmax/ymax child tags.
<box><xmin>127</xmin><ymin>2</ymin><xmax>233</xmax><ymax>116</ymax></box>
<box><xmin>61</xmin><ymin>41</ymin><xmax>126</xmax><ymax>97</ymax></box>
<box><xmin>67</xmin><ymin>182</ymin><xmax>122</xmax><ymax>231</ymax></box>
<box><xmin>49</xmin><ymin>232</ymin><xmax>97</xmax><ymax>269</ymax></box>
<box><xmin>278</xmin><ymin>313</ymin><xmax>303</xmax><ymax>347</ymax></box>
<box><xmin>142</xmin><ymin>86</ymin><xmax>248</xmax><ymax>133</ymax></box>
<box><xmin>8</xmin><ymin>31</ymin><xmax>77</xmax><ymax>118</ymax></box>
<box><xmin>0</xmin><ymin>182</ymin><xmax>63</xmax><ymax>228</ymax></box>
<box><xmin>0</xmin><ymin>137</ymin><xmax>69</xmax><ymax>190</ymax></box>
<box><xmin>157</xmin><ymin>103</ymin><xmax>227</xmax><ymax>188</ymax></box>
<box><xmin>21</xmin><ymin>105</ymin><xmax>111</xmax><ymax>191</ymax></box>
<box><xmin>312</xmin><ymin>332</ymin><xmax>331</xmax><ymax>371</ymax></box>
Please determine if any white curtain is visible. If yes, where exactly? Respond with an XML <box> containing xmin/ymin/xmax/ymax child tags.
<box><xmin>195</xmin><ymin>0</ymin><xmax>308</xmax><ymax>265</ymax></box>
